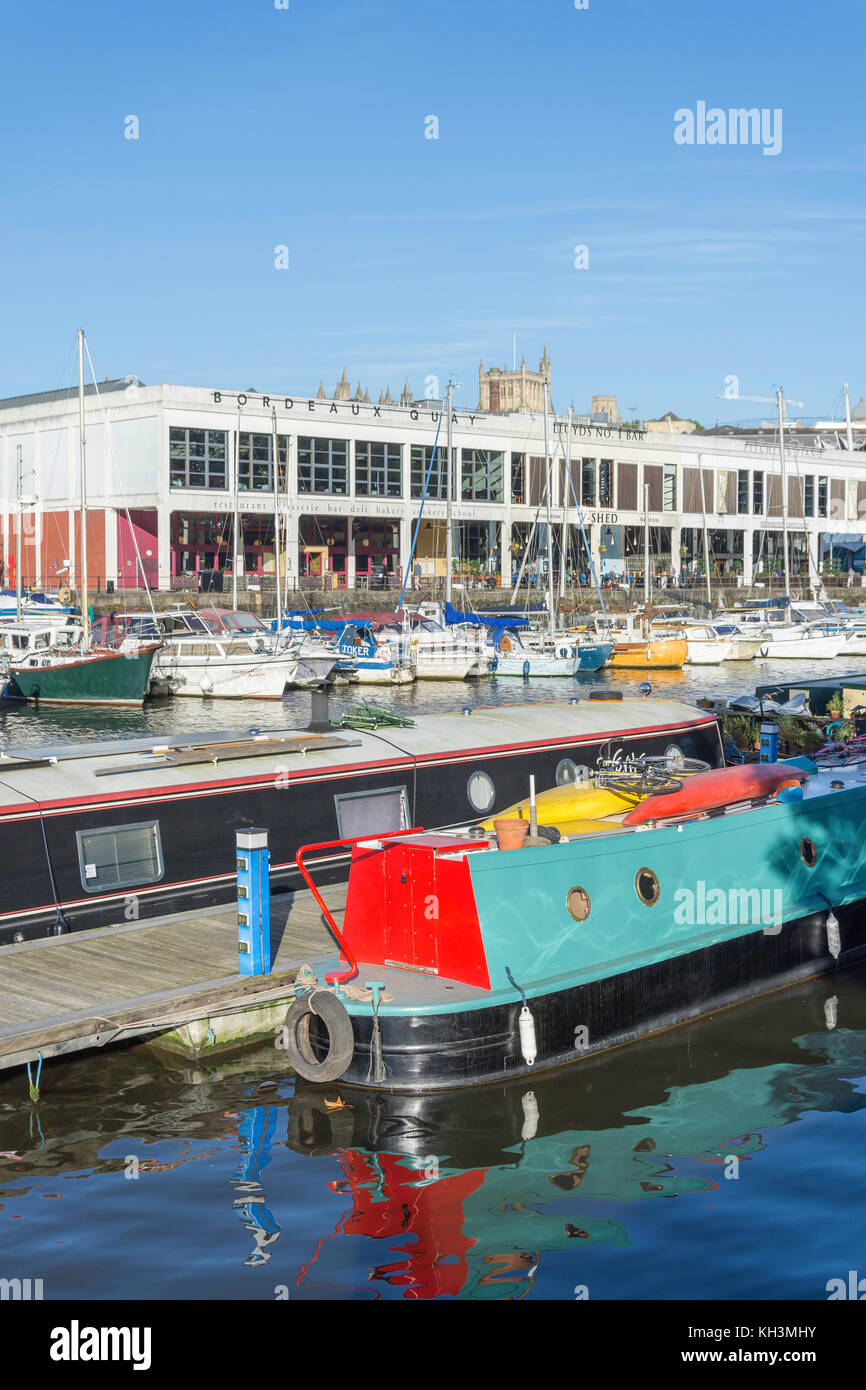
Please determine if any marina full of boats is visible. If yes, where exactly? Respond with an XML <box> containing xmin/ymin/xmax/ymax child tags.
<box><xmin>5</xmin><ymin>588</ymin><xmax>866</xmax><ymax>709</ymax></box>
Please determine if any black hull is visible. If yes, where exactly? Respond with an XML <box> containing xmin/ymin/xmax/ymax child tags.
<box><xmin>0</xmin><ymin>719</ymin><xmax>721</xmax><ymax>945</ymax></box>
<box><xmin>329</xmin><ymin>905</ymin><xmax>866</xmax><ymax>1092</ymax></box>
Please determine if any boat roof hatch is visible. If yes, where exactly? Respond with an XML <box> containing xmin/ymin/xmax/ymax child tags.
<box><xmin>95</xmin><ymin>732</ymin><xmax>361</xmax><ymax>775</ymax></box>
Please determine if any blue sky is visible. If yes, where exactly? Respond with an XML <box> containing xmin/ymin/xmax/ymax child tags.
<box><xmin>0</xmin><ymin>0</ymin><xmax>863</xmax><ymax>425</ymax></box>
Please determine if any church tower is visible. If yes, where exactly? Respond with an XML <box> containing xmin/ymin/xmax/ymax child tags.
<box><xmin>477</xmin><ymin>350</ymin><xmax>550</xmax><ymax>413</ymax></box>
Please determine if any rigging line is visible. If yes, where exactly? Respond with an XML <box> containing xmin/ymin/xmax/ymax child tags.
<box><xmin>83</xmin><ymin>336</ymin><xmax>159</xmax><ymax>620</ymax></box>
<box><xmin>0</xmin><ymin>779</ymin><xmax>69</xmax><ymax>933</ymax></box>
<box><xmin>552</xmin><ymin>422</ymin><xmax>606</xmax><ymax>620</ymax></box>
<box><xmin>395</xmin><ymin>409</ymin><xmax>444</xmax><ymax>613</ymax></box>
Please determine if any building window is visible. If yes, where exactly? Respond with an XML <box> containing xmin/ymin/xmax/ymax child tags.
<box><xmin>511</xmin><ymin>453</ymin><xmax>526</xmax><ymax>504</ymax></box>
<box><xmin>170</xmin><ymin>428</ymin><xmax>227</xmax><ymax>490</ymax></box>
<box><xmin>238</xmin><ymin>433</ymin><xmax>289</xmax><ymax>492</ymax></box>
<box><xmin>581</xmin><ymin>459</ymin><xmax>595</xmax><ymax>506</ymax></box>
<box><xmin>804</xmin><ymin>476</ymin><xmax>815</xmax><ymax>517</ymax></box>
<box><xmin>355</xmin><ymin>441</ymin><xmax>402</xmax><ymax>498</ymax></box>
<box><xmin>411</xmin><ymin>445</ymin><xmax>448</xmax><ymax>499</ymax></box>
<box><xmin>599</xmin><ymin>460</ymin><xmax>613</xmax><ymax>508</ymax></box>
<box><xmin>752</xmin><ymin>471</ymin><xmax>764</xmax><ymax>514</ymax></box>
<box><xmin>737</xmin><ymin>470</ymin><xmax>750</xmax><ymax>515</ymax></box>
<box><xmin>461</xmin><ymin>450</ymin><xmax>504</xmax><ymax>502</ymax></box>
<box><xmin>817</xmin><ymin>476</ymin><xmax>828</xmax><ymax>518</ymax></box>
<box><xmin>76</xmin><ymin>821</ymin><xmax>164</xmax><ymax>893</ymax></box>
<box><xmin>663</xmin><ymin>463</ymin><xmax>677</xmax><ymax>511</ymax></box>
<box><xmin>297</xmin><ymin>437</ymin><xmax>348</xmax><ymax>495</ymax></box>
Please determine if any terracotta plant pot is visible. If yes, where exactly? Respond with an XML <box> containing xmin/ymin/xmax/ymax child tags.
<box><xmin>493</xmin><ymin>817</ymin><xmax>530</xmax><ymax>851</ymax></box>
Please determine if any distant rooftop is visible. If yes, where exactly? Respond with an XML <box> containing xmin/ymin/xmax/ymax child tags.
<box><xmin>0</xmin><ymin>376</ymin><xmax>145</xmax><ymax>411</ymax></box>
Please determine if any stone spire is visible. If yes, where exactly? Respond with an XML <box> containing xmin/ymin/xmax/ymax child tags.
<box><xmin>400</xmin><ymin>378</ymin><xmax>412</xmax><ymax>405</ymax></box>
<box><xmin>334</xmin><ymin>367</ymin><xmax>351</xmax><ymax>401</ymax></box>
<box><xmin>363</xmin><ymin>388</ymin><xmax>370</xmax><ymax>403</ymax></box>
<box><xmin>353</xmin><ymin>382</ymin><xmax>364</xmax><ymax>401</ymax></box>
<box><xmin>383</xmin><ymin>386</ymin><xmax>394</xmax><ymax>405</ymax></box>
<box><xmin>316</xmin><ymin>381</ymin><xmax>327</xmax><ymax>400</ymax></box>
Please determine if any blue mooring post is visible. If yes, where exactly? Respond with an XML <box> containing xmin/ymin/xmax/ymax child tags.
<box><xmin>236</xmin><ymin>828</ymin><xmax>271</xmax><ymax>975</ymax></box>
<box><xmin>759</xmin><ymin>717</ymin><xmax>779</xmax><ymax>763</ymax></box>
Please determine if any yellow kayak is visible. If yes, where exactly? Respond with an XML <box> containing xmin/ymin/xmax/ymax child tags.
<box><xmin>480</xmin><ymin>779</ymin><xmax>639</xmax><ymax>831</ymax></box>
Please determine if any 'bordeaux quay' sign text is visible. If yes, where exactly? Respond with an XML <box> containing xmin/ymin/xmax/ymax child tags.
<box><xmin>210</xmin><ymin>392</ymin><xmax>646</xmax><ymax>440</ymax></box>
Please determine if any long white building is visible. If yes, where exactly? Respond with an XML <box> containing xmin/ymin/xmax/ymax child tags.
<box><xmin>1</xmin><ymin>372</ymin><xmax>865</xmax><ymax>594</ymax></box>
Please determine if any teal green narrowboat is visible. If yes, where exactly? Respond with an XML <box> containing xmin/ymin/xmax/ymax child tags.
<box><xmin>284</xmin><ymin>757</ymin><xmax>866</xmax><ymax>1090</ymax></box>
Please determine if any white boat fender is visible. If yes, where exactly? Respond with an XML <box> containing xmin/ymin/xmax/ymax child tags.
<box><xmin>824</xmin><ymin>995</ymin><xmax>838</xmax><ymax>1031</ymax></box>
<box><xmin>826</xmin><ymin>910</ymin><xmax>841</xmax><ymax>960</ymax></box>
<box><xmin>521</xmin><ymin>1090</ymin><xmax>539</xmax><ymax>1141</ymax></box>
<box><xmin>506</xmin><ymin>964</ymin><xmax>537</xmax><ymax>1066</ymax></box>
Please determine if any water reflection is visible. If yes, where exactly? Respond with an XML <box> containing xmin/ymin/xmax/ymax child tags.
<box><xmin>1</xmin><ymin>965</ymin><xmax>865</xmax><ymax>1299</ymax></box>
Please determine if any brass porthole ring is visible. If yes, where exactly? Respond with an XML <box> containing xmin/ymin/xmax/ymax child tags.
<box><xmin>635</xmin><ymin>868</ymin><xmax>660</xmax><ymax>906</ymax></box>
<box><xmin>566</xmin><ymin>886</ymin><xmax>591</xmax><ymax>922</ymax></box>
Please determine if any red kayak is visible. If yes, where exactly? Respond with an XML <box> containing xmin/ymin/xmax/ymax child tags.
<box><xmin>622</xmin><ymin>763</ymin><xmax>809</xmax><ymax>825</ymax></box>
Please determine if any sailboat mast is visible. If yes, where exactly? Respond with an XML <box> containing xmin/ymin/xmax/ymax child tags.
<box><xmin>446</xmin><ymin>380</ymin><xmax>453</xmax><ymax>605</ymax></box>
<box><xmin>15</xmin><ymin>444</ymin><xmax>22</xmax><ymax>623</ymax></box>
<box><xmin>77</xmin><ymin>329</ymin><xmax>90</xmax><ymax>648</ymax></box>
<box><xmin>643</xmin><ymin>483</ymin><xmax>650</xmax><ymax>609</ymax></box>
<box><xmin>777</xmin><ymin>387</ymin><xmax>792</xmax><ymax>608</ymax></box>
<box><xmin>697</xmin><ymin>450</ymin><xmax>713</xmax><ymax>610</ymax></box>
<box><xmin>844</xmin><ymin>381</ymin><xmax>854</xmax><ymax>453</ymax></box>
<box><xmin>543</xmin><ymin>370</ymin><xmax>554</xmax><ymax>635</ymax></box>
<box><xmin>272</xmin><ymin>407</ymin><xmax>282</xmax><ymax>637</ymax></box>
<box><xmin>558</xmin><ymin>406</ymin><xmax>572</xmax><ymax>599</ymax></box>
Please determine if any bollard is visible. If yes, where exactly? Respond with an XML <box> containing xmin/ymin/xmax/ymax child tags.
<box><xmin>308</xmin><ymin>683</ymin><xmax>331</xmax><ymax>732</ymax></box>
<box><xmin>236</xmin><ymin>828</ymin><xmax>271</xmax><ymax>975</ymax></box>
<box><xmin>759</xmin><ymin>717</ymin><xmax>779</xmax><ymax>763</ymax></box>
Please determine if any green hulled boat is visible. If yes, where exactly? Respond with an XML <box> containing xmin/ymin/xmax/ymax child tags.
<box><xmin>6</xmin><ymin>643</ymin><xmax>159</xmax><ymax>706</ymax></box>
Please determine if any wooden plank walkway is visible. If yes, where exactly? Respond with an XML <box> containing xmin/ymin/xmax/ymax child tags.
<box><xmin>0</xmin><ymin>885</ymin><xmax>345</xmax><ymax>1075</ymax></box>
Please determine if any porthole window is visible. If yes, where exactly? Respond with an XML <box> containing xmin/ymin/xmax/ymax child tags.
<box><xmin>800</xmin><ymin>837</ymin><xmax>818</xmax><ymax>868</ymax></box>
<box><xmin>566</xmin><ymin>886</ymin><xmax>591</xmax><ymax>922</ymax></box>
<box><xmin>635</xmin><ymin>868</ymin><xmax>660</xmax><ymax>906</ymax></box>
<box><xmin>467</xmin><ymin>770</ymin><xmax>495</xmax><ymax>814</ymax></box>
<box><xmin>556</xmin><ymin>759</ymin><xmax>590</xmax><ymax>786</ymax></box>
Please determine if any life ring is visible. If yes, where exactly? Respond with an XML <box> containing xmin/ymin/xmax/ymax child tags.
<box><xmin>283</xmin><ymin>990</ymin><xmax>355</xmax><ymax>1082</ymax></box>
<box><xmin>522</xmin><ymin>659</ymin><xmax>531</xmax><ymax>677</ymax></box>
<box><xmin>58</xmin><ymin>586</ymin><xmax>73</xmax><ymax>605</ymax></box>
<box><xmin>490</xmin><ymin>654</ymin><xmax>499</xmax><ymax>672</ymax></box>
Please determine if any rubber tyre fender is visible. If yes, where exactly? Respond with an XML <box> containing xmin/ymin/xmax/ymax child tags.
<box><xmin>284</xmin><ymin>990</ymin><xmax>356</xmax><ymax>1083</ymax></box>
<box><xmin>535</xmin><ymin>824</ymin><xmax>561</xmax><ymax>844</ymax></box>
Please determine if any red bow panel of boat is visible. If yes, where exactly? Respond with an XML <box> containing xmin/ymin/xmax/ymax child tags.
<box><xmin>622</xmin><ymin>763</ymin><xmax>810</xmax><ymax>825</ymax></box>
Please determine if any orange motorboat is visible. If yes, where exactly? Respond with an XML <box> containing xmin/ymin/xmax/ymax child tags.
<box><xmin>607</xmin><ymin>638</ymin><xmax>688</xmax><ymax>670</ymax></box>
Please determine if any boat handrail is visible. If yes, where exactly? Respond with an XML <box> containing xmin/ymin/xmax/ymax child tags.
<box><xmin>295</xmin><ymin>828</ymin><xmax>427</xmax><ymax>984</ymax></box>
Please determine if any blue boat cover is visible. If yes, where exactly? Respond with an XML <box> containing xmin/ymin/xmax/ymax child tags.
<box><xmin>444</xmin><ymin>601</ymin><xmax>531</xmax><ymax>630</ymax></box>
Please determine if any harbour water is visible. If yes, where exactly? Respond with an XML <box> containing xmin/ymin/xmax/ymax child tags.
<box><xmin>2</xmin><ymin>660</ymin><xmax>866</xmax><ymax>1301</ymax></box>
<box><xmin>3</xmin><ymin>654</ymin><xmax>866</xmax><ymax>747</ymax></box>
